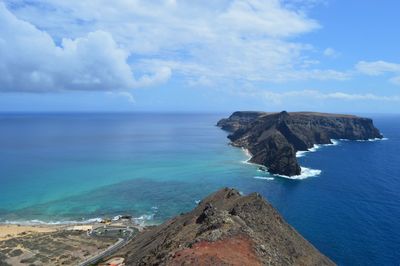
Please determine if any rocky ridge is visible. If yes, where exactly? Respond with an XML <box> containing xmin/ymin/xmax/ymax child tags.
<box><xmin>117</xmin><ymin>188</ymin><xmax>334</xmax><ymax>265</ymax></box>
<box><xmin>217</xmin><ymin>111</ymin><xmax>382</xmax><ymax>176</ymax></box>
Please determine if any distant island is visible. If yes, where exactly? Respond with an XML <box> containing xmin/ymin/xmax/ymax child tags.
<box><xmin>217</xmin><ymin>111</ymin><xmax>382</xmax><ymax>176</ymax></box>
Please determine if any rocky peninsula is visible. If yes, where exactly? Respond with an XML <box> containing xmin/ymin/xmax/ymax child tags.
<box><xmin>116</xmin><ymin>188</ymin><xmax>334</xmax><ymax>265</ymax></box>
<box><xmin>217</xmin><ymin>111</ymin><xmax>382</xmax><ymax>176</ymax></box>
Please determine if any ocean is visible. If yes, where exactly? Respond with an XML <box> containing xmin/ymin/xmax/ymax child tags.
<box><xmin>0</xmin><ymin>113</ymin><xmax>399</xmax><ymax>265</ymax></box>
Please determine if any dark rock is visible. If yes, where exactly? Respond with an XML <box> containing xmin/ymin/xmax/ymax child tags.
<box><xmin>196</xmin><ymin>203</ymin><xmax>216</xmax><ymax>224</ymax></box>
<box><xmin>217</xmin><ymin>111</ymin><xmax>382</xmax><ymax>176</ymax></box>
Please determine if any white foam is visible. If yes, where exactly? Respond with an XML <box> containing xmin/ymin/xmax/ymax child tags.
<box><xmin>1</xmin><ymin>217</ymin><xmax>103</xmax><ymax>226</ymax></box>
<box><xmin>253</xmin><ymin>176</ymin><xmax>274</xmax><ymax>181</ymax></box>
<box><xmin>241</xmin><ymin>148</ymin><xmax>256</xmax><ymax>165</ymax></box>
<box><xmin>308</xmin><ymin>144</ymin><xmax>321</xmax><ymax>152</ymax></box>
<box><xmin>242</xmin><ymin>147</ymin><xmax>252</xmax><ymax>158</ymax></box>
<box><xmin>112</xmin><ymin>215</ymin><xmax>122</xmax><ymax>221</ymax></box>
<box><xmin>1</xmin><ymin>210</ymin><xmax>160</xmax><ymax>227</ymax></box>
<box><xmin>296</xmin><ymin>144</ymin><xmax>319</xmax><ymax>158</ymax></box>
<box><xmin>132</xmin><ymin>214</ymin><xmax>155</xmax><ymax>226</ymax></box>
<box><xmin>322</xmin><ymin>139</ymin><xmax>340</xmax><ymax>146</ymax></box>
<box><xmin>356</xmin><ymin>137</ymin><xmax>388</xmax><ymax>142</ymax></box>
<box><xmin>296</xmin><ymin>150</ymin><xmax>308</xmax><ymax>158</ymax></box>
<box><xmin>241</xmin><ymin>148</ymin><xmax>266</xmax><ymax>168</ymax></box>
<box><xmin>296</xmin><ymin>139</ymin><xmax>340</xmax><ymax>158</ymax></box>
<box><xmin>275</xmin><ymin>167</ymin><xmax>321</xmax><ymax>180</ymax></box>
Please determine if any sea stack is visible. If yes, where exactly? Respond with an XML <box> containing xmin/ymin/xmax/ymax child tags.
<box><xmin>217</xmin><ymin>111</ymin><xmax>382</xmax><ymax>176</ymax></box>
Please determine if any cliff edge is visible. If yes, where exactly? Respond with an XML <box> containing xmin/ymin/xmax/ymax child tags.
<box><xmin>217</xmin><ymin>111</ymin><xmax>382</xmax><ymax>176</ymax></box>
<box><xmin>116</xmin><ymin>188</ymin><xmax>334</xmax><ymax>265</ymax></box>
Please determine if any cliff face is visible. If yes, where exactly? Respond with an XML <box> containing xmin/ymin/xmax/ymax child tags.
<box><xmin>118</xmin><ymin>188</ymin><xmax>334</xmax><ymax>265</ymax></box>
<box><xmin>217</xmin><ymin>111</ymin><xmax>382</xmax><ymax>176</ymax></box>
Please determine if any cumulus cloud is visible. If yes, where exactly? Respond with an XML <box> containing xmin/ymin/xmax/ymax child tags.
<box><xmin>0</xmin><ymin>3</ymin><xmax>169</xmax><ymax>92</ymax></box>
<box><xmin>1</xmin><ymin>0</ymin><xmax>350</xmax><ymax>93</ymax></box>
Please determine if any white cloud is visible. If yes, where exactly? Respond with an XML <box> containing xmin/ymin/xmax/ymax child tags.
<box><xmin>389</xmin><ymin>76</ymin><xmax>400</xmax><ymax>85</ymax></box>
<box><xmin>323</xmin><ymin>47</ymin><xmax>339</xmax><ymax>58</ymax></box>
<box><xmin>356</xmin><ymin>60</ymin><xmax>400</xmax><ymax>76</ymax></box>
<box><xmin>320</xmin><ymin>92</ymin><xmax>400</xmax><ymax>101</ymax></box>
<box><xmin>0</xmin><ymin>2</ymin><xmax>169</xmax><ymax>92</ymax></box>
<box><xmin>134</xmin><ymin>67</ymin><xmax>172</xmax><ymax>88</ymax></box>
<box><xmin>1</xmin><ymin>0</ymin><xmax>350</xmax><ymax>92</ymax></box>
<box><xmin>241</xmin><ymin>89</ymin><xmax>400</xmax><ymax>104</ymax></box>
<box><xmin>355</xmin><ymin>60</ymin><xmax>400</xmax><ymax>86</ymax></box>
<box><xmin>219</xmin><ymin>0</ymin><xmax>319</xmax><ymax>37</ymax></box>
<box><xmin>106</xmin><ymin>91</ymin><xmax>136</xmax><ymax>103</ymax></box>
<box><xmin>275</xmin><ymin>69</ymin><xmax>350</xmax><ymax>81</ymax></box>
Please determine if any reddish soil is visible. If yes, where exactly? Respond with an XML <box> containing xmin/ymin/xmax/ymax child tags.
<box><xmin>168</xmin><ymin>235</ymin><xmax>262</xmax><ymax>266</ymax></box>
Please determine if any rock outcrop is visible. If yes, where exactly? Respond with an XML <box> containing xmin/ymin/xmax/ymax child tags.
<box><xmin>117</xmin><ymin>188</ymin><xmax>334</xmax><ymax>265</ymax></box>
<box><xmin>217</xmin><ymin>111</ymin><xmax>382</xmax><ymax>176</ymax></box>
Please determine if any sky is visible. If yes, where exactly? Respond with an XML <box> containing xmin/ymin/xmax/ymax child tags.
<box><xmin>0</xmin><ymin>0</ymin><xmax>399</xmax><ymax>113</ymax></box>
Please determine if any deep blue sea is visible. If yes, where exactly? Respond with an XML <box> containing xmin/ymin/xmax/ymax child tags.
<box><xmin>0</xmin><ymin>113</ymin><xmax>399</xmax><ymax>265</ymax></box>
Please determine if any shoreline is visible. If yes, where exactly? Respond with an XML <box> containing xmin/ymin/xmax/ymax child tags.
<box><xmin>0</xmin><ymin>219</ymin><xmax>146</xmax><ymax>242</ymax></box>
<box><xmin>0</xmin><ymin>224</ymin><xmax>62</xmax><ymax>241</ymax></box>
<box><xmin>241</xmin><ymin>147</ymin><xmax>322</xmax><ymax>180</ymax></box>
<box><xmin>241</xmin><ymin>137</ymin><xmax>386</xmax><ymax>180</ymax></box>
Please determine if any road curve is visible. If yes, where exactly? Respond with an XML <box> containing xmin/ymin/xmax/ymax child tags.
<box><xmin>78</xmin><ymin>227</ymin><xmax>135</xmax><ymax>266</ymax></box>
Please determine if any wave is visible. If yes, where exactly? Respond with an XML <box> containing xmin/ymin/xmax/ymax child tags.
<box><xmin>132</xmin><ymin>214</ymin><xmax>155</xmax><ymax>226</ymax></box>
<box><xmin>253</xmin><ymin>176</ymin><xmax>274</xmax><ymax>181</ymax></box>
<box><xmin>296</xmin><ymin>144</ymin><xmax>320</xmax><ymax>158</ymax></box>
<box><xmin>241</xmin><ymin>144</ymin><xmax>320</xmax><ymax>180</ymax></box>
<box><xmin>296</xmin><ymin>139</ymin><xmax>340</xmax><ymax>158</ymax></box>
<box><xmin>0</xmin><ymin>217</ymin><xmax>104</xmax><ymax>226</ymax></box>
<box><xmin>356</xmin><ymin>137</ymin><xmax>388</xmax><ymax>142</ymax></box>
<box><xmin>242</xmin><ymin>147</ymin><xmax>252</xmax><ymax>158</ymax></box>
<box><xmin>241</xmin><ymin>148</ymin><xmax>266</xmax><ymax>168</ymax></box>
<box><xmin>323</xmin><ymin>139</ymin><xmax>340</xmax><ymax>146</ymax></box>
<box><xmin>308</xmin><ymin>144</ymin><xmax>321</xmax><ymax>152</ymax></box>
<box><xmin>1</xmin><ymin>211</ymin><xmax>159</xmax><ymax>227</ymax></box>
<box><xmin>274</xmin><ymin>167</ymin><xmax>322</xmax><ymax>180</ymax></box>
<box><xmin>241</xmin><ymin>148</ymin><xmax>258</xmax><ymax>165</ymax></box>
<box><xmin>296</xmin><ymin>150</ymin><xmax>308</xmax><ymax>158</ymax></box>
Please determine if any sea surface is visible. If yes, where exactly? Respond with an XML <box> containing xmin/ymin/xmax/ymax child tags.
<box><xmin>0</xmin><ymin>113</ymin><xmax>399</xmax><ymax>265</ymax></box>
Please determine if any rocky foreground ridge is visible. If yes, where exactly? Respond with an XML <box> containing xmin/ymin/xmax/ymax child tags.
<box><xmin>116</xmin><ymin>188</ymin><xmax>334</xmax><ymax>265</ymax></box>
<box><xmin>217</xmin><ymin>111</ymin><xmax>382</xmax><ymax>176</ymax></box>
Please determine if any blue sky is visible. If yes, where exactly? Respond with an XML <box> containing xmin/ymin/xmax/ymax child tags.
<box><xmin>1</xmin><ymin>0</ymin><xmax>399</xmax><ymax>113</ymax></box>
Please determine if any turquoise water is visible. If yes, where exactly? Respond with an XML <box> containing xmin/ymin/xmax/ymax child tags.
<box><xmin>0</xmin><ymin>113</ymin><xmax>256</xmax><ymax>222</ymax></box>
<box><xmin>0</xmin><ymin>113</ymin><xmax>399</xmax><ymax>265</ymax></box>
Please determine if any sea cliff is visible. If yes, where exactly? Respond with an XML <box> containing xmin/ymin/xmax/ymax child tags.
<box><xmin>217</xmin><ymin>111</ymin><xmax>382</xmax><ymax>176</ymax></box>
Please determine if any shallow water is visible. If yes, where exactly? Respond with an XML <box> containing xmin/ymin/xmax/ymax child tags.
<box><xmin>0</xmin><ymin>113</ymin><xmax>399</xmax><ymax>264</ymax></box>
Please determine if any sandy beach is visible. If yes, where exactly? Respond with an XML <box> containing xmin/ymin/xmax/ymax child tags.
<box><xmin>0</xmin><ymin>223</ymin><xmax>119</xmax><ymax>265</ymax></box>
<box><xmin>0</xmin><ymin>224</ymin><xmax>60</xmax><ymax>241</ymax></box>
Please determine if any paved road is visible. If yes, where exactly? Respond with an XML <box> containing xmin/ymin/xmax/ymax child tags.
<box><xmin>78</xmin><ymin>227</ymin><xmax>135</xmax><ymax>266</ymax></box>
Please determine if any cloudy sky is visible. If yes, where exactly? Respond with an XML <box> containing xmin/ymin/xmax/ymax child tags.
<box><xmin>1</xmin><ymin>0</ymin><xmax>399</xmax><ymax>113</ymax></box>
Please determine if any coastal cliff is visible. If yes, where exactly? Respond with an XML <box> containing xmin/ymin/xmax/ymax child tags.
<box><xmin>217</xmin><ymin>111</ymin><xmax>382</xmax><ymax>176</ymax></box>
<box><xmin>117</xmin><ymin>188</ymin><xmax>334</xmax><ymax>265</ymax></box>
